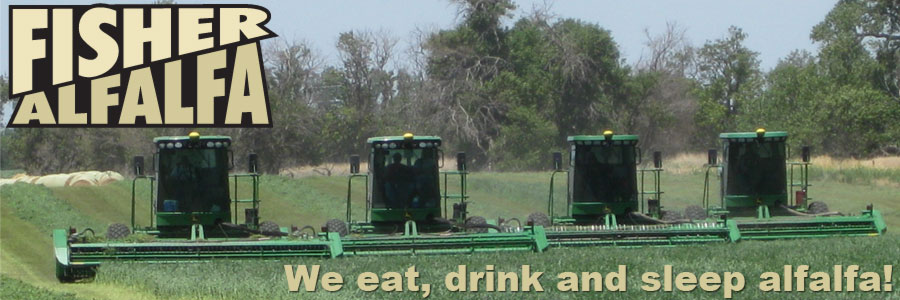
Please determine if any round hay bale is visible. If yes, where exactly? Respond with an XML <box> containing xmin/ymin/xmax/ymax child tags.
<box><xmin>35</xmin><ymin>174</ymin><xmax>73</xmax><ymax>187</ymax></box>
<box><xmin>75</xmin><ymin>171</ymin><xmax>102</xmax><ymax>182</ymax></box>
<box><xmin>107</xmin><ymin>171</ymin><xmax>124</xmax><ymax>181</ymax></box>
<box><xmin>96</xmin><ymin>171</ymin><xmax>124</xmax><ymax>185</ymax></box>
<box><xmin>66</xmin><ymin>173</ymin><xmax>97</xmax><ymax>186</ymax></box>
<box><xmin>15</xmin><ymin>175</ymin><xmax>39</xmax><ymax>184</ymax></box>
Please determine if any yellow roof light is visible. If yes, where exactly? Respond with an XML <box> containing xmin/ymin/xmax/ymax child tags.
<box><xmin>189</xmin><ymin>131</ymin><xmax>200</xmax><ymax>140</ymax></box>
<box><xmin>603</xmin><ymin>130</ymin><xmax>613</xmax><ymax>140</ymax></box>
<box><xmin>756</xmin><ymin>128</ymin><xmax>766</xmax><ymax>138</ymax></box>
<box><xmin>403</xmin><ymin>133</ymin><xmax>414</xmax><ymax>140</ymax></box>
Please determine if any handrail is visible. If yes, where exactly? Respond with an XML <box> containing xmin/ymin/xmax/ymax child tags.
<box><xmin>346</xmin><ymin>174</ymin><xmax>368</xmax><ymax>223</ymax></box>
<box><xmin>787</xmin><ymin>161</ymin><xmax>810</xmax><ymax>207</ymax></box>
<box><xmin>130</xmin><ymin>173</ymin><xmax>259</xmax><ymax>231</ymax></box>
<box><xmin>440</xmin><ymin>170</ymin><xmax>468</xmax><ymax>208</ymax></box>
<box><xmin>637</xmin><ymin>167</ymin><xmax>663</xmax><ymax>215</ymax></box>
<box><xmin>130</xmin><ymin>176</ymin><xmax>154</xmax><ymax>230</ymax></box>
<box><xmin>701</xmin><ymin>164</ymin><xmax>719</xmax><ymax>210</ymax></box>
<box><xmin>548</xmin><ymin>170</ymin><xmax>565</xmax><ymax>218</ymax></box>
<box><xmin>439</xmin><ymin>170</ymin><xmax>468</xmax><ymax>222</ymax></box>
<box><xmin>443</xmin><ymin>171</ymin><xmax>448</xmax><ymax>218</ymax></box>
<box><xmin>229</xmin><ymin>173</ymin><xmax>260</xmax><ymax>225</ymax></box>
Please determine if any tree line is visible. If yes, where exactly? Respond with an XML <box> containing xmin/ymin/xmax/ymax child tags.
<box><xmin>1</xmin><ymin>0</ymin><xmax>898</xmax><ymax>174</ymax></box>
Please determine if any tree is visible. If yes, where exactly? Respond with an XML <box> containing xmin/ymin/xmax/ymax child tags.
<box><xmin>424</xmin><ymin>2</ymin><xmax>635</xmax><ymax>170</ymax></box>
<box><xmin>692</xmin><ymin>26</ymin><xmax>762</xmax><ymax>146</ymax></box>
<box><xmin>637</xmin><ymin>22</ymin><xmax>695</xmax><ymax>77</ymax></box>
<box><xmin>424</xmin><ymin>0</ymin><xmax>516</xmax><ymax>168</ymax></box>
<box><xmin>634</xmin><ymin>22</ymin><xmax>699</xmax><ymax>153</ymax></box>
<box><xmin>0</xmin><ymin>76</ymin><xmax>10</xmax><ymax>127</ymax></box>
<box><xmin>812</xmin><ymin>0</ymin><xmax>899</xmax><ymax>99</ymax></box>
<box><xmin>545</xmin><ymin>18</ymin><xmax>627</xmax><ymax>138</ymax></box>
<box><xmin>741</xmin><ymin>50</ymin><xmax>827</xmax><ymax>151</ymax></box>
<box><xmin>319</xmin><ymin>30</ymin><xmax>401</xmax><ymax>159</ymax></box>
<box><xmin>816</xmin><ymin>85</ymin><xmax>898</xmax><ymax>156</ymax></box>
<box><xmin>242</xmin><ymin>38</ymin><xmax>328</xmax><ymax>172</ymax></box>
<box><xmin>804</xmin><ymin>0</ymin><xmax>900</xmax><ymax>156</ymax></box>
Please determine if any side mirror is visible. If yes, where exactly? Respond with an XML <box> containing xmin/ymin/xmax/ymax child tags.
<box><xmin>707</xmin><ymin>149</ymin><xmax>718</xmax><ymax>165</ymax></box>
<box><xmin>151</xmin><ymin>153</ymin><xmax>158</xmax><ymax>173</ymax></box>
<box><xmin>248</xmin><ymin>153</ymin><xmax>258</xmax><ymax>173</ymax></box>
<box><xmin>349</xmin><ymin>155</ymin><xmax>360</xmax><ymax>174</ymax></box>
<box><xmin>653</xmin><ymin>151</ymin><xmax>662</xmax><ymax>169</ymax></box>
<box><xmin>228</xmin><ymin>150</ymin><xmax>235</xmax><ymax>170</ymax></box>
<box><xmin>133</xmin><ymin>156</ymin><xmax>145</xmax><ymax>176</ymax></box>
<box><xmin>552</xmin><ymin>152</ymin><xmax>562</xmax><ymax>171</ymax></box>
<box><xmin>801</xmin><ymin>146</ymin><xmax>810</xmax><ymax>163</ymax></box>
<box><xmin>456</xmin><ymin>152</ymin><xmax>466</xmax><ymax>171</ymax></box>
<box><xmin>635</xmin><ymin>147</ymin><xmax>642</xmax><ymax>165</ymax></box>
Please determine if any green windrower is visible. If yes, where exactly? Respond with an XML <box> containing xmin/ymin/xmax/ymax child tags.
<box><xmin>54</xmin><ymin>132</ymin><xmax>344</xmax><ymax>282</ymax></box>
<box><xmin>700</xmin><ymin>129</ymin><xmax>886</xmax><ymax>240</ymax></box>
<box><xmin>324</xmin><ymin>133</ymin><xmax>549</xmax><ymax>256</ymax></box>
<box><xmin>534</xmin><ymin>131</ymin><xmax>739</xmax><ymax>247</ymax></box>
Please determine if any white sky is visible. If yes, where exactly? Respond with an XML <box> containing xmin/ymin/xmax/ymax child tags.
<box><xmin>1</xmin><ymin>0</ymin><xmax>837</xmax><ymax>74</ymax></box>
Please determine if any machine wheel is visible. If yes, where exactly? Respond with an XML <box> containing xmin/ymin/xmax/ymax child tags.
<box><xmin>325</xmin><ymin>219</ymin><xmax>349</xmax><ymax>237</ymax></box>
<box><xmin>684</xmin><ymin>205</ymin><xmax>708</xmax><ymax>220</ymax></box>
<box><xmin>526</xmin><ymin>212</ymin><xmax>551</xmax><ymax>227</ymax></box>
<box><xmin>106</xmin><ymin>223</ymin><xmax>130</xmax><ymax>240</ymax></box>
<box><xmin>661</xmin><ymin>210</ymin><xmax>683</xmax><ymax>222</ymax></box>
<box><xmin>807</xmin><ymin>201</ymin><xmax>829</xmax><ymax>214</ymax></box>
<box><xmin>465</xmin><ymin>216</ymin><xmax>489</xmax><ymax>233</ymax></box>
<box><xmin>259</xmin><ymin>221</ymin><xmax>281</xmax><ymax>235</ymax></box>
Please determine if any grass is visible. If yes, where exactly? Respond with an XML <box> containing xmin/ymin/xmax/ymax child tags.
<box><xmin>807</xmin><ymin>167</ymin><xmax>900</xmax><ymax>187</ymax></box>
<box><xmin>1</xmin><ymin>162</ymin><xmax>898</xmax><ymax>299</ymax></box>
<box><xmin>91</xmin><ymin>236</ymin><xmax>900</xmax><ymax>299</ymax></box>
<box><xmin>1</xmin><ymin>183</ymin><xmax>108</xmax><ymax>238</ymax></box>
<box><xmin>0</xmin><ymin>276</ymin><xmax>77</xmax><ymax>300</ymax></box>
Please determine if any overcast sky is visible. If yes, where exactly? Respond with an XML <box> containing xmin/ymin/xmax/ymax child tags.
<box><xmin>1</xmin><ymin>0</ymin><xmax>837</xmax><ymax>75</ymax></box>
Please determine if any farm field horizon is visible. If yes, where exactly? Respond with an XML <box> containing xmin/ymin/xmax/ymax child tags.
<box><xmin>1</xmin><ymin>160</ymin><xmax>898</xmax><ymax>299</ymax></box>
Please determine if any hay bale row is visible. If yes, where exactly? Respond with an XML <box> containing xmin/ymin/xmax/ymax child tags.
<box><xmin>0</xmin><ymin>171</ymin><xmax>124</xmax><ymax>188</ymax></box>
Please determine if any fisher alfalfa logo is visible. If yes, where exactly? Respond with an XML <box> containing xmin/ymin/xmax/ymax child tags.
<box><xmin>7</xmin><ymin>4</ymin><xmax>276</xmax><ymax>127</ymax></box>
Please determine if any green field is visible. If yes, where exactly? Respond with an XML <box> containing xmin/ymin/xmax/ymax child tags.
<box><xmin>1</xmin><ymin>168</ymin><xmax>898</xmax><ymax>299</ymax></box>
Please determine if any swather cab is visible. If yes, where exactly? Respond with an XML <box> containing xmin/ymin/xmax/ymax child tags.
<box><xmin>701</xmin><ymin>130</ymin><xmax>887</xmax><ymax>240</ymax></box>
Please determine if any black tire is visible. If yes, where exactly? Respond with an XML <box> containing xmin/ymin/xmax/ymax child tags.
<box><xmin>259</xmin><ymin>221</ymin><xmax>281</xmax><ymax>234</ymax></box>
<box><xmin>106</xmin><ymin>223</ymin><xmax>130</xmax><ymax>240</ymax></box>
<box><xmin>526</xmin><ymin>212</ymin><xmax>551</xmax><ymax>227</ymax></box>
<box><xmin>325</xmin><ymin>219</ymin><xmax>349</xmax><ymax>237</ymax></box>
<box><xmin>807</xmin><ymin>201</ymin><xmax>829</xmax><ymax>214</ymax></box>
<box><xmin>684</xmin><ymin>205</ymin><xmax>708</xmax><ymax>220</ymax></box>
<box><xmin>661</xmin><ymin>210</ymin><xmax>683</xmax><ymax>222</ymax></box>
<box><xmin>465</xmin><ymin>216</ymin><xmax>488</xmax><ymax>233</ymax></box>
